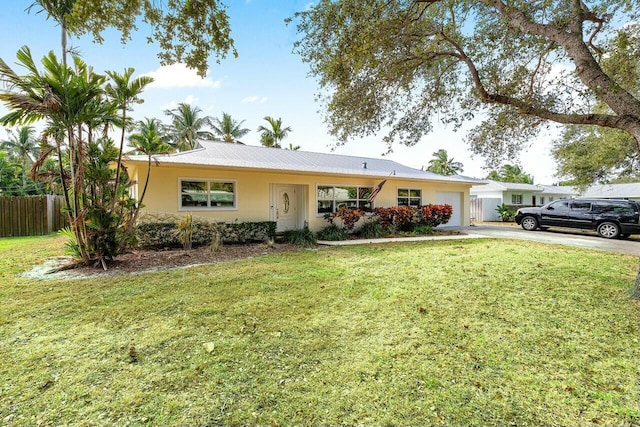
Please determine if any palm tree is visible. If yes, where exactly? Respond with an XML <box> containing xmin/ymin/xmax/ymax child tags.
<box><xmin>210</xmin><ymin>112</ymin><xmax>250</xmax><ymax>143</ymax></box>
<box><xmin>0</xmin><ymin>47</ymin><xmax>110</xmax><ymax>263</ymax></box>
<box><xmin>105</xmin><ymin>68</ymin><xmax>154</xmax><ymax>210</ymax></box>
<box><xmin>287</xmin><ymin>142</ymin><xmax>301</xmax><ymax>151</ymax></box>
<box><xmin>27</xmin><ymin>0</ymin><xmax>77</xmax><ymax>65</ymax></box>
<box><xmin>164</xmin><ymin>103</ymin><xmax>214</xmax><ymax>151</ymax></box>
<box><xmin>486</xmin><ymin>164</ymin><xmax>534</xmax><ymax>184</ymax></box>
<box><xmin>1</xmin><ymin>126</ymin><xmax>40</xmax><ymax>193</ymax></box>
<box><xmin>1</xmin><ymin>126</ymin><xmax>38</xmax><ymax>168</ymax></box>
<box><xmin>128</xmin><ymin>118</ymin><xmax>173</xmax><ymax>207</ymax></box>
<box><xmin>426</xmin><ymin>149</ymin><xmax>464</xmax><ymax>176</ymax></box>
<box><xmin>258</xmin><ymin>116</ymin><xmax>292</xmax><ymax>148</ymax></box>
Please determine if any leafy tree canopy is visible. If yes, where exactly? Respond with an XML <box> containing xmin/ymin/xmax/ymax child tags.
<box><xmin>29</xmin><ymin>0</ymin><xmax>236</xmax><ymax>76</ymax></box>
<box><xmin>552</xmin><ymin>19</ymin><xmax>640</xmax><ymax>186</ymax></box>
<box><xmin>485</xmin><ymin>164</ymin><xmax>534</xmax><ymax>184</ymax></box>
<box><xmin>553</xmin><ymin>125</ymin><xmax>638</xmax><ymax>188</ymax></box>
<box><xmin>291</xmin><ymin>0</ymin><xmax>640</xmax><ymax>168</ymax></box>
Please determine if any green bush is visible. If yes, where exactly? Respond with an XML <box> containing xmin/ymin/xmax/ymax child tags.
<box><xmin>136</xmin><ymin>214</ymin><xmax>276</xmax><ymax>249</ymax></box>
<box><xmin>496</xmin><ymin>203</ymin><xmax>516</xmax><ymax>222</ymax></box>
<box><xmin>136</xmin><ymin>215</ymin><xmax>219</xmax><ymax>249</ymax></box>
<box><xmin>410</xmin><ymin>224</ymin><xmax>435</xmax><ymax>235</ymax></box>
<box><xmin>219</xmin><ymin>221</ymin><xmax>276</xmax><ymax>243</ymax></box>
<box><xmin>316</xmin><ymin>223</ymin><xmax>349</xmax><ymax>241</ymax></box>
<box><xmin>282</xmin><ymin>227</ymin><xmax>317</xmax><ymax>247</ymax></box>
<box><xmin>356</xmin><ymin>219</ymin><xmax>387</xmax><ymax>238</ymax></box>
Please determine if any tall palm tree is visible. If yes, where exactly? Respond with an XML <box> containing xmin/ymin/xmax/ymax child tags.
<box><xmin>27</xmin><ymin>0</ymin><xmax>77</xmax><ymax>65</ymax></box>
<box><xmin>426</xmin><ymin>149</ymin><xmax>464</xmax><ymax>176</ymax></box>
<box><xmin>104</xmin><ymin>68</ymin><xmax>153</xmax><ymax>210</ymax></box>
<box><xmin>210</xmin><ymin>112</ymin><xmax>250</xmax><ymax>143</ymax></box>
<box><xmin>128</xmin><ymin>118</ymin><xmax>173</xmax><ymax>207</ymax></box>
<box><xmin>164</xmin><ymin>103</ymin><xmax>214</xmax><ymax>151</ymax></box>
<box><xmin>258</xmin><ymin>116</ymin><xmax>292</xmax><ymax>148</ymax></box>
<box><xmin>0</xmin><ymin>47</ymin><xmax>109</xmax><ymax>263</ymax></box>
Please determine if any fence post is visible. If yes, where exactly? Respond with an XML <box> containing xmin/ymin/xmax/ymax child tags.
<box><xmin>47</xmin><ymin>195</ymin><xmax>54</xmax><ymax>234</ymax></box>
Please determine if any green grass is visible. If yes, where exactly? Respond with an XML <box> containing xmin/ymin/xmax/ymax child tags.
<box><xmin>0</xmin><ymin>235</ymin><xmax>638</xmax><ymax>426</ymax></box>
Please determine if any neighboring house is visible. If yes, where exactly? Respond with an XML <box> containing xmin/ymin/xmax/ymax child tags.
<box><xmin>470</xmin><ymin>180</ymin><xmax>576</xmax><ymax>221</ymax></box>
<box><xmin>580</xmin><ymin>182</ymin><xmax>640</xmax><ymax>201</ymax></box>
<box><xmin>125</xmin><ymin>141</ymin><xmax>479</xmax><ymax>232</ymax></box>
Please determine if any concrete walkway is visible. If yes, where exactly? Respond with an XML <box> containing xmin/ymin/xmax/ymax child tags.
<box><xmin>319</xmin><ymin>224</ymin><xmax>640</xmax><ymax>256</ymax></box>
<box><xmin>318</xmin><ymin>232</ymin><xmax>485</xmax><ymax>246</ymax></box>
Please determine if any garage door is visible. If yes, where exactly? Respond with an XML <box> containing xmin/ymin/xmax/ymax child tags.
<box><xmin>435</xmin><ymin>191</ymin><xmax>462</xmax><ymax>227</ymax></box>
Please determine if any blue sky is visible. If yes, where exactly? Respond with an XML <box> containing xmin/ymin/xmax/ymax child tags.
<box><xmin>0</xmin><ymin>0</ymin><xmax>557</xmax><ymax>183</ymax></box>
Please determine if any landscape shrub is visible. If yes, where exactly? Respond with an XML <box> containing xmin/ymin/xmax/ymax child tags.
<box><xmin>356</xmin><ymin>218</ymin><xmax>387</xmax><ymax>238</ymax></box>
<box><xmin>282</xmin><ymin>227</ymin><xmax>317</xmax><ymax>247</ymax></box>
<box><xmin>417</xmin><ymin>204</ymin><xmax>453</xmax><ymax>227</ymax></box>
<box><xmin>175</xmin><ymin>213</ymin><xmax>195</xmax><ymax>250</ymax></box>
<box><xmin>410</xmin><ymin>224</ymin><xmax>435</xmax><ymax>235</ymax></box>
<box><xmin>316</xmin><ymin>223</ymin><xmax>349</xmax><ymax>241</ymax></box>
<box><xmin>373</xmin><ymin>206</ymin><xmax>415</xmax><ymax>231</ymax></box>
<box><xmin>137</xmin><ymin>216</ymin><xmax>219</xmax><ymax>249</ymax></box>
<box><xmin>136</xmin><ymin>214</ymin><xmax>276</xmax><ymax>248</ymax></box>
<box><xmin>219</xmin><ymin>221</ymin><xmax>276</xmax><ymax>243</ymax></box>
<box><xmin>324</xmin><ymin>207</ymin><xmax>365</xmax><ymax>232</ymax></box>
<box><xmin>496</xmin><ymin>203</ymin><xmax>516</xmax><ymax>222</ymax></box>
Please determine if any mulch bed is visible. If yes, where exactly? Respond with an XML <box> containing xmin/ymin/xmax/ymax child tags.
<box><xmin>34</xmin><ymin>243</ymin><xmax>308</xmax><ymax>280</ymax></box>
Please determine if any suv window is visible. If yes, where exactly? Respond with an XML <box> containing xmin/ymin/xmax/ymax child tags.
<box><xmin>593</xmin><ymin>201</ymin><xmax>635</xmax><ymax>214</ymax></box>
<box><xmin>570</xmin><ymin>201</ymin><xmax>591</xmax><ymax>211</ymax></box>
<box><xmin>546</xmin><ymin>200</ymin><xmax>569</xmax><ymax>211</ymax></box>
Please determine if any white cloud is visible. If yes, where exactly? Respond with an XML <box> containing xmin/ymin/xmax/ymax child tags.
<box><xmin>143</xmin><ymin>64</ymin><xmax>222</xmax><ymax>89</ymax></box>
<box><xmin>241</xmin><ymin>96</ymin><xmax>268</xmax><ymax>104</ymax></box>
<box><xmin>161</xmin><ymin>95</ymin><xmax>201</xmax><ymax>110</ymax></box>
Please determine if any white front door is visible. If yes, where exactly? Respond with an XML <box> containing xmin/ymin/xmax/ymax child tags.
<box><xmin>274</xmin><ymin>185</ymin><xmax>298</xmax><ymax>231</ymax></box>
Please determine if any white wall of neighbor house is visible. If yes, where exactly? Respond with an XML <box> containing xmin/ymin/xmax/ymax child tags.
<box><xmin>128</xmin><ymin>162</ymin><xmax>472</xmax><ymax>231</ymax></box>
<box><xmin>470</xmin><ymin>189</ymin><xmax>504</xmax><ymax>200</ymax></box>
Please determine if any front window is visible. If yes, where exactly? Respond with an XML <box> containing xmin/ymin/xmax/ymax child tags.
<box><xmin>397</xmin><ymin>188</ymin><xmax>422</xmax><ymax>206</ymax></box>
<box><xmin>317</xmin><ymin>185</ymin><xmax>373</xmax><ymax>214</ymax></box>
<box><xmin>180</xmin><ymin>180</ymin><xmax>235</xmax><ymax>209</ymax></box>
<box><xmin>546</xmin><ymin>200</ymin><xmax>569</xmax><ymax>211</ymax></box>
<box><xmin>511</xmin><ymin>194</ymin><xmax>523</xmax><ymax>205</ymax></box>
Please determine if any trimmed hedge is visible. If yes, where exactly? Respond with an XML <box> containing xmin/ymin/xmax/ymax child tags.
<box><xmin>136</xmin><ymin>214</ymin><xmax>276</xmax><ymax>249</ymax></box>
<box><xmin>220</xmin><ymin>221</ymin><xmax>277</xmax><ymax>244</ymax></box>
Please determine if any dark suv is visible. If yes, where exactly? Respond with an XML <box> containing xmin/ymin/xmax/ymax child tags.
<box><xmin>514</xmin><ymin>199</ymin><xmax>640</xmax><ymax>239</ymax></box>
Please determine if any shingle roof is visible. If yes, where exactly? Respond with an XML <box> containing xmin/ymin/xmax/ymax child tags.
<box><xmin>126</xmin><ymin>141</ymin><xmax>480</xmax><ymax>184</ymax></box>
<box><xmin>581</xmin><ymin>182</ymin><xmax>640</xmax><ymax>199</ymax></box>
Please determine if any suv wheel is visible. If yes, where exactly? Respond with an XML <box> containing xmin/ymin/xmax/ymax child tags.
<box><xmin>597</xmin><ymin>221</ymin><xmax>620</xmax><ymax>239</ymax></box>
<box><xmin>520</xmin><ymin>216</ymin><xmax>538</xmax><ymax>231</ymax></box>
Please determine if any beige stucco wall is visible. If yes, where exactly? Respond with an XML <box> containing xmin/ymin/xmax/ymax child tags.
<box><xmin>127</xmin><ymin>161</ymin><xmax>472</xmax><ymax>231</ymax></box>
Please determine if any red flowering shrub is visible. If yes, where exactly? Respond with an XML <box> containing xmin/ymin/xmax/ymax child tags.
<box><xmin>325</xmin><ymin>207</ymin><xmax>365</xmax><ymax>232</ymax></box>
<box><xmin>373</xmin><ymin>206</ymin><xmax>415</xmax><ymax>231</ymax></box>
<box><xmin>417</xmin><ymin>204</ymin><xmax>453</xmax><ymax>227</ymax></box>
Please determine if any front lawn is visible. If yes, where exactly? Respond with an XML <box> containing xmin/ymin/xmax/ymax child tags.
<box><xmin>0</xmin><ymin>235</ymin><xmax>638</xmax><ymax>426</ymax></box>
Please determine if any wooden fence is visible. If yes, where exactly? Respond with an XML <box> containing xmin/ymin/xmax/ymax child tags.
<box><xmin>0</xmin><ymin>195</ymin><xmax>67</xmax><ymax>237</ymax></box>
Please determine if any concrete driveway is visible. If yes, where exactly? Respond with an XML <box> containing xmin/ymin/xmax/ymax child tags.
<box><xmin>463</xmin><ymin>224</ymin><xmax>640</xmax><ymax>256</ymax></box>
